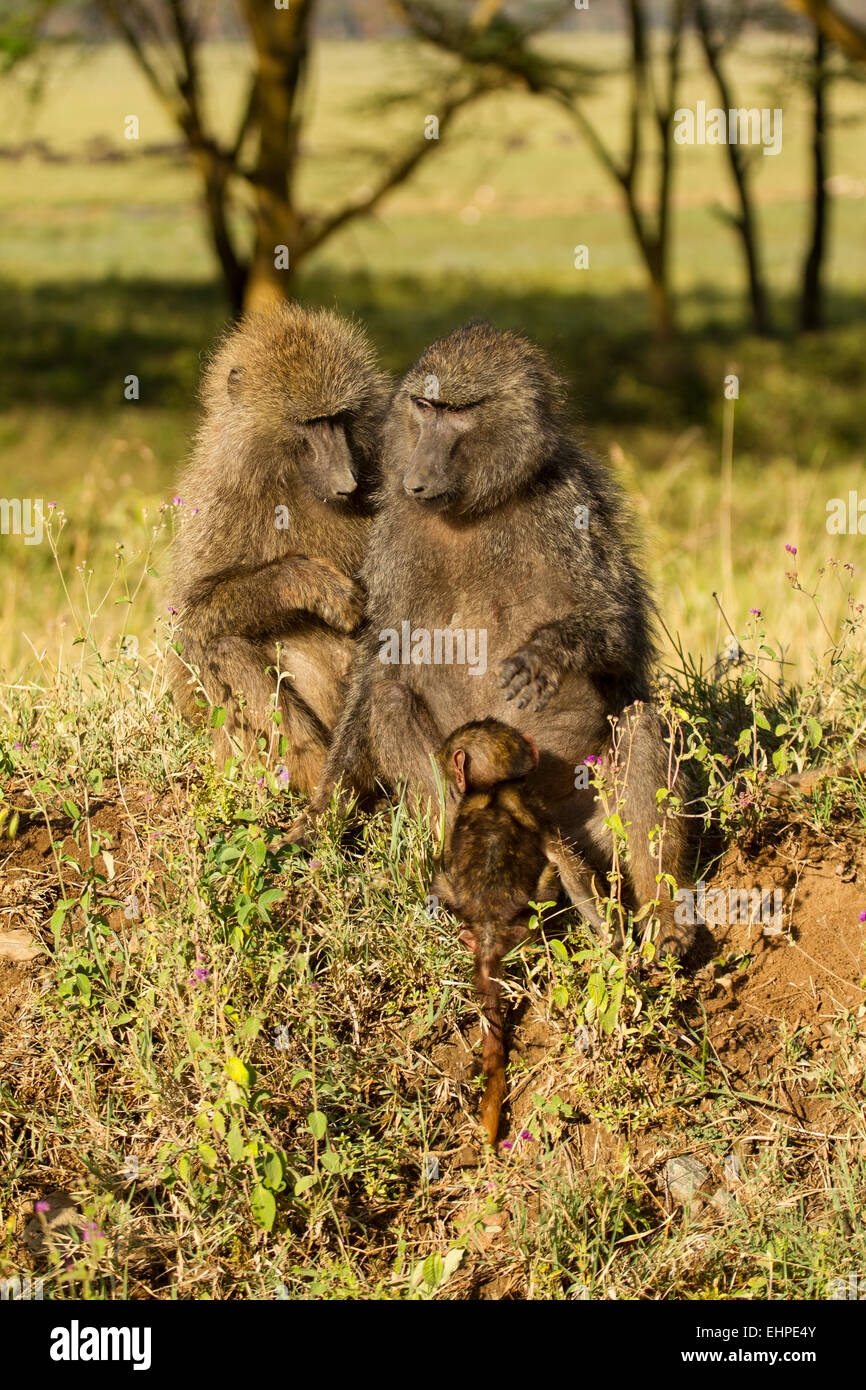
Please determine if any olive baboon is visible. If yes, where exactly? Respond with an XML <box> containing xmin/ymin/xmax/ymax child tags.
<box><xmin>167</xmin><ymin>303</ymin><xmax>389</xmax><ymax>792</ymax></box>
<box><xmin>431</xmin><ymin>718</ymin><xmax>603</xmax><ymax>1144</ymax></box>
<box><xmin>294</xmin><ymin>321</ymin><xmax>696</xmax><ymax>956</ymax></box>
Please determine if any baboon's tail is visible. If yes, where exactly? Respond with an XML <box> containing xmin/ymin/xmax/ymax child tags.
<box><xmin>475</xmin><ymin>942</ymin><xmax>507</xmax><ymax>1148</ymax></box>
<box><xmin>766</xmin><ymin>747</ymin><xmax>866</xmax><ymax>804</ymax></box>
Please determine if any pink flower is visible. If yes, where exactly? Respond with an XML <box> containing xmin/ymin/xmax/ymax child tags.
<box><xmin>859</xmin><ymin>911</ymin><xmax>866</xmax><ymax>923</ymax></box>
<box><xmin>785</xmin><ymin>544</ymin><xmax>797</xmax><ymax>556</ymax></box>
<box><xmin>35</xmin><ymin>1200</ymin><xmax>50</xmax><ymax>1213</ymax></box>
<box><xmin>501</xmin><ymin>1140</ymin><xmax>512</xmax><ymax>1150</ymax></box>
<box><xmin>750</xmin><ymin>608</ymin><xmax>762</xmax><ymax>617</ymax></box>
<box><xmin>173</xmin><ymin>496</ymin><xmax>184</xmax><ymax>506</ymax></box>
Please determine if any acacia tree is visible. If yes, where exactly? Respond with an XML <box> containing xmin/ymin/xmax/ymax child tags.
<box><xmin>799</xmin><ymin>21</ymin><xmax>828</xmax><ymax>330</ymax></box>
<box><xmin>692</xmin><ymin>0</ymin><xmax>774</xmax><ymax>335</ymax></box>
<box><xmin>99</xmin><ymin>0</ymin><xmax>492</xmax><ymax>312</ymax></box>
<box><xmin>400</xmin><ymin>0</ymin><xmax>688</xmax><ymax>338</ymax></box>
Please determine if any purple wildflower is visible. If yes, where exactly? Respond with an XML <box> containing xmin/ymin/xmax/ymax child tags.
<box><xmin>859</xmin><ymin>910</ymin><xmax>866</xmax><ymax>923</ymax></box>
<box><xmin>785</xmin><ymin>544</ymin><xmax>797</xmax><ymax>556</ymax></box>
<box><xmin>167</xmin><ymin>605</ymin><xmax>178</xmax><ymax>616</ymax></box>
<box><xmin>750</xmin><ymin>608</ymin><xmax>762</xmax><ymax>617</ymax></box>
<box><xmin>501</xmin><ymin>1140</ymin><xmax>512</xmax><ymax>1151</ymax></box>
<box><xmin>519</xmin><ymin>1129</ymin><xmax>533</xmax><ymax>1141</ymax></box>
<box><xmin>35</xmin><ymin>1200</ymin><xmax>50</xmax><ymax>1213</ymax></box>
<box><xmin>309</xmin><ymin>859</ymin><xmax>320</xmax><ymax>870</ymax></box>
<box><xmin>82</xmin><ymin>1222</ymin><xmax>106</xmax><ymax>1242</ymax></box>
<box><xmin>173</xmin><ymin>496</ymin><xmax>184</xmax><ymax>506</ymax></box>
<box><xmin>193</xmin><ymin>966</ymin><xmax>210</xmax><ymax>981</ymax></box>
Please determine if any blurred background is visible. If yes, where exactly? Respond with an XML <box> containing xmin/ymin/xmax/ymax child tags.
<box><xmin>0</xmin><ymin>0</ymin><xmax>864</xmax><ymax>680</ymax></box>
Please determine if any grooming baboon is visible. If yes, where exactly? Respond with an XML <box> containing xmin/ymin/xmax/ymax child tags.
<box><xmin>167</xmin><ymin>303</ymin><xmax>389</xmax><ymax>791</ymax></box>
<box><xmin>431</xmin><ymin>719</ymin><xmax>604</xmax><ymax>1145</ymax></box>
<box><xmin>295</xmin><ymin>320</ymin><xmax>696</xmax><ymax>956</ymax></box>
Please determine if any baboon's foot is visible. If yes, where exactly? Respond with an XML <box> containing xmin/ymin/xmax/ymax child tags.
<box><xmin>654</xmin><ymin>902</ymin><xmax>696</xmax><ymax>962</ymax></box>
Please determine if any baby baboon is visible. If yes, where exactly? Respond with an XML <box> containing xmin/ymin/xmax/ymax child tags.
<box><xmin>431</xmin><ymin>719</ymin><xmax>603</xmax><ymax>1145</ymax></box>
<box><xmin>168</xmin><ymin>303</ymin><xmax>389</xmax><ymax>791</ymax></box>
<box><xmin>296</xmin><ymin>320</ymin><xmax>695</xmax><ymax>957</ymax></box>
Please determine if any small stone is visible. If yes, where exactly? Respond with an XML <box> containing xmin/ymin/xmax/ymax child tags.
<box><xmin>665</xmin><ymin>1155</ymin><xmax>710</xmax><ymax>1207</ymax></box>
<box><xmin>710</xmin><ymin>1187</ymin><xmax>735</xmax><ymax>1213</ymax></box>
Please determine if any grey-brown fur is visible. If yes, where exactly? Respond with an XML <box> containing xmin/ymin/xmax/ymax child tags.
<box><xmin>431</xmin><ymin>718</ymin><xmax>603</xmax><ymax>1144</ymax></box>
<box><xmin>295</xmin><ymin>320</ymin><xmax>695</xmax><ymax>956</ymax></box>
<box><xmin>167</xmin><ymin>302</ymin><xmax>389</xmax><ymax>790</ymax></box>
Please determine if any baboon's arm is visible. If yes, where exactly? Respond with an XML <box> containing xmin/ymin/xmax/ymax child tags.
<box><xmin>185</xmin><ymin>555</ymin><xmax>364</xmax><ymax>642</ymax></box>
<box><xmin>305</xmin><ymin>639</ymin><xmax>379</xmax><ymax>816</ymax></box>
<box><xmin>498</xmin><ymin>608</ymin><xmax>641</xmax><ymax>711</ymax></box>
<box><xmin>541</xmin><ymin>830</ymin><xmax>604</xmax><ymax>936</ymax></box>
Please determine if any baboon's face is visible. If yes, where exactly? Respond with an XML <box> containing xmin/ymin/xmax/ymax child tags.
<box><xmin>386</xmin><ymin>322</ymin><xmax>564</xmax><ymax>517</ymax></box>
<box><xmin>209</xmin><ymin>305</ymin><xmax>387</xmax><ymax>503</ymax></box>
<box><xmin>227</xmin><ymin>363</ymin><xmax>360</xmax><ymax>501</ymax></box>
<box><xmin>400</xmin><ymin>396</ymin><xmax>480</xmax><ymax>508</ymax></box>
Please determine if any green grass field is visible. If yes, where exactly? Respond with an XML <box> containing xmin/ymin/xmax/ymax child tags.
<box><xmin>1</xmin><ymin>32</ymin><xmax>865</xmax><ymax>1304</ymax></box>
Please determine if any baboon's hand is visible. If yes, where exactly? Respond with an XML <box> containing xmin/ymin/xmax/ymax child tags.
<box><xmin>309</xmin><ymin>562</ymin><xmax>366</xmax><ymax>634</ymax></box>
<box><xmin>271</xmin><ymin>812</ymin><xmax>316</xmax><ymax>853</ymax></box>
<box><xmin>497</xmin><ymin>641</ymin><xmax>562</xmax><ymax>711</ymax></box>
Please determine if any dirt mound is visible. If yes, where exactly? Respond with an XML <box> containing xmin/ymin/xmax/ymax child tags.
<box><xmin>698</xmin><ymin>823</ymin><xmax>865</xmax><ymax>1082</ymax></box>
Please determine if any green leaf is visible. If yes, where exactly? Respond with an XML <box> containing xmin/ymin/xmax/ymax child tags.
<box><xmin>225</xmin><ymin>1056</ymin><xmax>250</xmax><ymax>1087</ymax></box>
<box><xmin>227</xmin><ymin>1123</ymin><xmax>246</xmax><ymax>1163</ymax></box>
<box><xmin>210</xmin><ymin>706</ymin><xmax>227</xmax><ymax>729</ymax></box>
<box><xmin>197</xmin><ymin>1142</ymin><xmax>218</xmax><ymax>1167</ymax></box>
<box><xmin>294</xmin><ymin>1174</ymin><xmax>316</xmax><ymax>1197</ymax></box>
<box><xmin>549</xmin><ymin>938</ymin><xmax>569</xmax><ymax>962</ymax></box>
<box><xmin>248</xmin><ymin>837</ymin><xmax>267</xmax><ymax>868</ymax></box>
<box><xmin>75</xmin><ymin>972</ymin><xmax>91</xmax><ymax>1002</ymax></box>
<box><xmin>307</xmin><ymin>1111</ymin><xmax>327</xmax><ymax>1141</ymax></box>
<box><xmin>251</xmin><ymin>1184</ymin><xmax>276</xmax><ymax>1232</ymax></box>
<box><xmin>807</xmin><ymin>717</ymin><xmax>822</xmax><ymax>749</ymax></box>
<box><xmin>258</xmin><ymin>888</ymin><xmax>284</xmax><ymax>911</ymax></box>
<box><xmin>755</xmin><ymin>711</ymin><xmax>771</xmax><ymax>733</ymax></box>
<box><xmin>263</xmin><ymin>1151</ymin><xmax>284</xmax><ymax>1190</ymax></box>
<box><xmin>62</xmin><ymin>799</ymin><xmax>80</xmax><ymax>821</ymax></box>
<box><xmin>320</xmin><ymin>1150</ymin><xmax>342</xmax><ymax>1174</ymax></box>
<box><xmin>551</xmin><ymin>984</ymin><xmax>569</xmax><ymax>1010</ymax></box>
<box><xmin>772</xmin><ymin>748</ymin><xmax>788</xmax><ymax>776</ymax></box>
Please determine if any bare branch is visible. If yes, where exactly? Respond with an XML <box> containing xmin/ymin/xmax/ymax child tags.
<box><xmin>783</xmin><ymin>0</ymin><xmax>866</xmax><ymax>63</ymax></box>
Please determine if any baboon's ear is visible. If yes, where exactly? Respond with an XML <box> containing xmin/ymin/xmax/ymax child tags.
<box><xmin>458</xmin><ymin>927</ymin><xmax>478</xmax><ymax>955</ymax></box>
<box><xmin>453</xmin><ymin>748</ymin><xmax>467</xmax><ymax>794</ymax></box>
<box><xmin>227</xmin><ymin>366</ymin><xmax>244</xmax><ymax>397</ymax></box>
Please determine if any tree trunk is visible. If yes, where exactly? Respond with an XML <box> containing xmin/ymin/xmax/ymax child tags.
<box><xmin>240</xmin><ymin>0</ymin><xmax>313</xmax><ymax>311</ymax></box>
<box><xmin>694</xmin><ymin>0</ymin><xmax>773</xmax><ymax>336</ymax></box>
<box><xmin>800</xmin><ymin>27</ymin><xmax>828</xmax><ymax>332</ymax></box>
